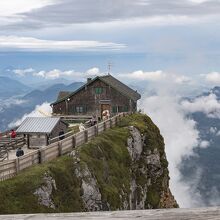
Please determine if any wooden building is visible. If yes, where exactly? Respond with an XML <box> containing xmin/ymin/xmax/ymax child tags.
<box><xmin>16</xmin><ymin>117</ymin><xmax>68</xmax><ymax>148</ymax></box>
<box><xmin>51</xmin><ymin>74</ymin><xmax>141</xmax><ymax>118</ymax></box>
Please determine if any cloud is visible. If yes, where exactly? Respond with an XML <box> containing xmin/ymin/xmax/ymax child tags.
<box><xmin>20</xmin><ymin>0</ymin><xmax>220</xmax><ymax>27</ymax></box>
<box><xmin>12</xmin><ymin>67</ymin><xmax>103</xmax><ymax>80</ymax></box>
<box><xmin>199</xmin><ymin>140</ymin><xmax>210</xmax><ymax>148</ymax></box>
<box><xmin>13</xmin><ymin>68</ymin><xmax>35</xmax><ymax>76</ymax></box>
<box><xmin>181</xmin><ymin>93</ymin><xmax>220</xmax><ymax>118</ymax></box>
<box><xmin>119</xmin><ymin>70</ymin><xmax>166</xmax><ymax>81</ymax></box>
<box><xmin>33</xmin><ymin>69</ymin><xmax>77</xmax><ymax>79</ymax></box>
<box><xmin>210</xmin><ymin>126</ymin><xmax>218</xmax><ymax>134</ymax></box>
<box><xmin>86</xmin><ymin>67</ymin><xmax>102</xmax><ymax>76</ymax></box>
<box><xmin>0</xmin><ymin>0</ymin><xmax>57</xmax><ymax>27</ymax></box>
<box><xmin>0</xmin><ymin>36</ymin><xmax>126</xmax><ymax>52</ymax></box>
<box><xmin>204</xmin><ymin>72</ymin><xmax>220</xmax><ymax>84</ymax></box>
<box><xmin>0</xmin><ymin>98</ymin><xmax>27</xmax><ymax>113</ymax></box>
<box><xmin>8</xmin><ymin>102</ymin><xmax>52</xmax><ymax>128</ymax></box>
<box><xmin>119</xmin><ymin>70</ymin><xmax>191</xmax><ymax>84</ymax></box>
<box><xmin>0</xmin><ymin>0</ymin><xmax>56</xmax><ymax>17</ymax></box>
<box><xmin>140</xmin><ymin>92</ymin><xmax>203</xmax><ymax>207</ymax></box>
<box><xmin>1</xmin><ymin>0</ymin><xmax>220</xmax><ymax>31</ymax></box>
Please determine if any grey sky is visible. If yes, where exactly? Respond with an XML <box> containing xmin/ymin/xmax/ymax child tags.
<box><xmin>0</xmin><ymin>0</ymin><xmax>220</xmax><ymax>31</ymax></box>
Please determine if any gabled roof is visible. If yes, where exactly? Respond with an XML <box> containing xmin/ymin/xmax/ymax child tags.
<box><xmin>16</xmin><ymin>117</ymin><xmax>64</xmax><ymax>134</ymax></box>
<box><xmin>99</xmin><ymin>75</ymin><xmax>141</xmax><ymax>101</ymax></box>
<box><xmin>57</xmin><ymin>91</ymin><xmax>71</xmax><ymax>101</ymax></box>
<box><xmin>51</xmin><ymin>74</ymin><xmax>141</xmax><ymax>105</ymax></box>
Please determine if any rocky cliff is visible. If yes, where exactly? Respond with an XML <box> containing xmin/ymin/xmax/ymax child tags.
<box><xmin>0</xmin><ymin>114</ymin><xmax>178</xmax><ymax>214</ymax></box>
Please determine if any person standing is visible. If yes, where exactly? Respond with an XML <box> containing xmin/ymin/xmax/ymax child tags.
<box><xmin>11</xmin><ymin>130</ymin><xmax>17</xmax><ymax>138</ymax></box>
<box><xmin>16</xmin><ymin>147</ymin><xmax>24</xmax><ymax>157</ymax></box>
<box><xmin>59</xmin><ymin>129</ymin><xmax>65</xmax><ymax>140</ymax></box>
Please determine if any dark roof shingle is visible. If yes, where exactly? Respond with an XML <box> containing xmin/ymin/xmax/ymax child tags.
<box><xmin>100</xmin><ymin>75</ymin><xmax>141</xmax><ymax>101</ymax></box>
<box><xmin>52</xmin><ymin>74</ymin><xmax>141</xmax><ymax>105</ymax></box>
<box><xmin>57</xmin><ymin>91</ymin><xmax>71</xmax><ymax>101</ymax></box>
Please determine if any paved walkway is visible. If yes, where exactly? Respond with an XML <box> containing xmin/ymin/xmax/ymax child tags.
<box><xmin>8</xmin><ymin>145</ymin><xmax>36</xmax><ymax>160</ymax></box>
<box><xmin>0</xmin><ymin>207</ymin><xmax>220</xmax><ymax>220</ymax></box>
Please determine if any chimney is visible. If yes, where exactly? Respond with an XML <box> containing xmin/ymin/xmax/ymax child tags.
<box><xmin>87</xmin><ymin>78</ymin><xmax>92</xmax><ymax>83</ymax></box>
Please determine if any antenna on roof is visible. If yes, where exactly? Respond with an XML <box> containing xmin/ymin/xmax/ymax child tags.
<box><xmin>108</xmin><ymin>62</ymin><xmax>113</xmax><ymax>75</ymax></box>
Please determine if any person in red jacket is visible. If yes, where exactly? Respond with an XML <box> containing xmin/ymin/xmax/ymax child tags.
<box><xmin>11</xmin><ymin>129</ymin><xmax>17</xmax><ymax>138</ymax></box>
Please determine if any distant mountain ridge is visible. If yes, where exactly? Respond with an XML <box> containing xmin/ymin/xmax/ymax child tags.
<box><xmin>0</xmin><ymin>82</ymin><xmax>83</xmax><ymax>130</ymax></box>
<box><xmin>0</xmin><ymin>76</ymin><xmax>30</xmax><ymax>98</ymax></box>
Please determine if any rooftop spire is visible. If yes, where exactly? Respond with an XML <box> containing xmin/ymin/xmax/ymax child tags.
<box><xmin>108</xmin><ymin>62</ymin><xmax>113</xmax><ymax>75</ymax></box>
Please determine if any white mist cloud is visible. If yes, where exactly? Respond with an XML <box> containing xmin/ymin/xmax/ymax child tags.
<box><xmin>119</xmin><ymin>70</ymin><xmax>192</xmax><ymax>84</ymax></box>
<box><xmin>33</xmin><ymin>69</ymin><xmax>77</xmax><ymax>79</ymax></box>
<box><xmin>12</xmin><ymin>67</ymin><xmax>103</xmax><ymax>80</ymax></box>
<box><xmin>203</xmin><ymin>72</ymin><xmax>220</xmax><ymax>84</ymax></box>
<box><xmin>9</xmin><ymin>102</ymin><xmax>52</xmax><ymax>128</ymax></box>
<box><xmin>140</xmin><ymin>91</ymin><xmax>205</xmax><ymax>207</ymax></box>
<box><xmin>181</xmin><ymin>93</ymin><xmax>220</xmax><ymax>118</ymax></box>
<box><xmin>0</xmin><ymin>98</ymin><xmax>27</xmax><ymax>113</ymax></box>
<box><xmin>0</xmin><ymin>36</ymin><xmax>126</xmax><ymax>52</ymax></box>
<box><xmin>13</xmin><ymin>68</ymin><xmax>35</xmax><ymax>76</ymax></box>
<box><xmin>86</xmin><ymin>67</ymin><xmax>103</xmax><ymax>76</ymax></box>
<box><xmin>199</xmin><ymin>140</ymin><xmax>210</xmax><ymax>148</ymax></box>
<box><xmin>0</xmin><ymin>0</ymin><xmax>56</xmax><ymax>17</ymax></box>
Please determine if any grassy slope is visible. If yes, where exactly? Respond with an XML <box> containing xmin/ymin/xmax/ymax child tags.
<box><xmin>0</xmin><ymin>113</ymin><xmax>170</xmax><ymax>214</ymax></box>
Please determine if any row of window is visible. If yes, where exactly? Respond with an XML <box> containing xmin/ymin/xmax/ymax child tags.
<box><xmin>112</xmin><ymin>106</ymin><xmax>129</xmax><ymax>113</ymax></box>
<box><xmin>70</xmin><ymin>105</ymin><xmax>129</xmax><ymax>113</ymax></box>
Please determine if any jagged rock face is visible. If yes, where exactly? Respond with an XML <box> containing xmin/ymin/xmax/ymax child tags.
<box><xmin>74</xmin><ymin>123</ymin><xmax>178</xmax><ymax>211</ymax></box>
<box><xmin>75</xmin><ymin>162</ymin><xmax>109</xmax><ymax>211</ymax></box>
<box><xmin>34</xmin><ymin>173</ymin><xmax>57</xmax><ymax>209</ymax></box>
<box><xmin>127</xmin><ymin>126</ymin><xmax>143</xmax><ymax>161</ymax></box>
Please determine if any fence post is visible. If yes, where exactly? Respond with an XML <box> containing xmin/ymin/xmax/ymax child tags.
<box><xmin>15</xmin><ymin>158</ymin><xmax>20</xmax><ymax>174</ymax></box>
<box><xmin>116</xmin><ymin>116</ymin><xmax>119</xmax><ymax>125</ymax></box>
<box><xmin>110</xmin><ymin>118</ymin><xmax>113</xmax><ymax>128</ymax></box>
<box><xmin>94</xmin><ymin>125</ymin><xmax>98</xmax><ymax>136</ymax></box>
<box><xmin>58</xmin><ymin>141</ymin><xmax>62</xmax><ymax>156</ymax></box>
<box><xmin>103</xmin><ymin>121</ymin><xmax>106</xmax><ymax>131</ymax></box>
<box><xmin>72</xmin><ymin>135</ymin><xmax>76</xmax><ymax>148</ymax></box>
<box><xmin>39</xmin><ymin>148</ymin><xmax>45</xmax><ymax>164</ymax></box>
<box><xmin>84</xmin><ymin>130</ymin><xmax>88</xmax><ymax>143</ymax></box>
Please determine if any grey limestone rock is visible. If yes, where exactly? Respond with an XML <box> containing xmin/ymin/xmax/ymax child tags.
<box><xmin>34</xmin><ymin>173</ymin><xmax>57</xmax><ymax>209</ymax></box>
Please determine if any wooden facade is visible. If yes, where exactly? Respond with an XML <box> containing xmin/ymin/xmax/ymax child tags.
<box><xmin>16</xmin><ymin>118</ymin><xmax>68</xmax><ymax>149</ymax></box>
<box><xmin>51</xmin><ymin>75</ymin><xmax>141</xmax><ymax>118</ymax></box>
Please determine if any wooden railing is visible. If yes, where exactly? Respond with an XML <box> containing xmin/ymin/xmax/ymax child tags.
<box><xmin>0</xmin><ymin>113</ymin><xmax>129</xmax><ymax>181</ymax></box>
<box><xmin>0</xmin><ymin>136</ymin><xmax>26</xmax><ymax>162</ymax></box>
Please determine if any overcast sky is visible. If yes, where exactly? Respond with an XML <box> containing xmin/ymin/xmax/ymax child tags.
<box><xmin>1</xmin><ymin>0</ymin><xmax>220</xmax><ymax>86</ymax></box>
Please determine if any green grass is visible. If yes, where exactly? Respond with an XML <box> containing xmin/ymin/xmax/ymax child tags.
<box><xmin>0</xmin><ymin>156</ymin><xmax>84</xmax><ymax>214</ymax></box>
<box><xmin>79</xmin><ymin>127</ymin><xmax>131</xmax><ymax>210</ymax></box>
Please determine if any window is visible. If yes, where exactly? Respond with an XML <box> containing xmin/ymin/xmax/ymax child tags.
<box><xmin>124</xmin><ymin>106</ymin><xmax>129</xmax><ymax>112</ymax></box>
<box><xmin>118</xmin><ymin>106</ymin><xmax>124</xmax><ymax>112</ymax></box>
<box><xmin>112</xmin><ymin>106</ymin><xmax>117</xmax><ymax>113</ymax></box>
<box><xmin>75</xmin><ymin>106</ymin><xmax>86</xmax><ymax>113</ymax></box>
<box><xmin>95</xmin><ymin>87</ymin><xmax>103</xmax><ymax>94</ymax></box>
<box><xmin>117</xmin><ymin>106</ymin><xmax>129</xmax><ymax>112</ymax></box>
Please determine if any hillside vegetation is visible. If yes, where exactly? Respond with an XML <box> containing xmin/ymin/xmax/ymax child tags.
<box><xmin>0</xmin><ymin>114</ymin><xmax>178</xmax><ymax>214</ymax></box>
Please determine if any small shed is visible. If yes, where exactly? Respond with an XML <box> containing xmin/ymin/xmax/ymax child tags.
<box><xmin>16</xmin><ymin>117</ymin><xmax>68</xmax><ymax>148</ymax></box>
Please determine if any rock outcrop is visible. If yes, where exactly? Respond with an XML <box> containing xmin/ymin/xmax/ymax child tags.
<box><xmin>72</xmin><ymin>114</ymin><xmax>178</xmax><ymax>211</ymax></box>
<box><xmin>34</xmin><ymin>173</ymin><xmax>57</xmax><ymax>209</ymax></box>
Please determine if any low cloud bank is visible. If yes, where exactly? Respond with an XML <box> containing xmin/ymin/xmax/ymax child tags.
<box><xmin>8</xmin><ymin>102</ymin><xmax>52</xmax><ymax>128</ymax></box>
<box><xmin>181</xmin><ymin>93</ymin><xmax>220</xmax><ymax>118</ymax></box>
<box><xmin>13</xmin><ymin>67</ymin><xmax>103</xmax><ymax>80</ymax></box>
<box><xmin>140</xmin><ymin>92</ymin><xmax>204</xmax><ymax>207</ymax></box>
<box><xmin>140</xmin><ymin>82</ymin><xmax>220</xmax><ymax>208</ymax></box>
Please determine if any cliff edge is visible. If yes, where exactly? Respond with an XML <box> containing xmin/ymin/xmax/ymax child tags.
<box><xmin>0</xmin><ymin>113</ymin><xmax>178</xmax><ymax>214</ymax></box>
